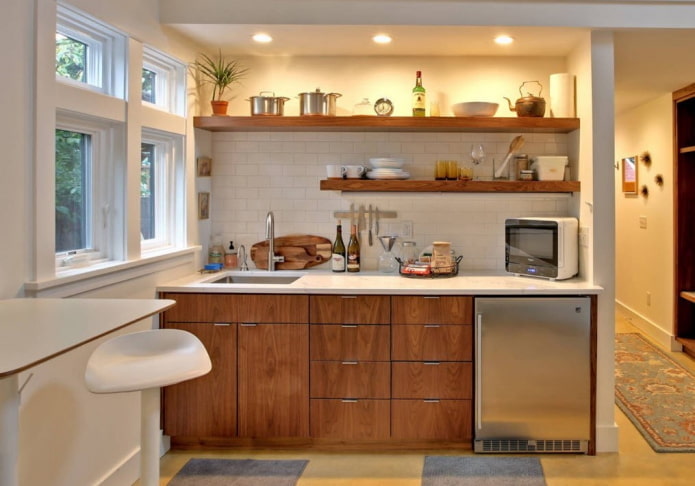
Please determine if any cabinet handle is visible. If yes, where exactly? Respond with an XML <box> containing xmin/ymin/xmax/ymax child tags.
<box><xmin>240</xmin><ymin>322</ymin><xmax>258</xmax><ymax>327</ymax></box>
<box><xmin>424</xmin><ymin>399</ymin><xmax>440</xmax><ymax>403</ymax></box>
<box><xmin>423</xmin><ymin>296</ymin><xmax>440</xmax><ymax>299</ymax></box>
<box><xmin>341</xmin><ymin>325</ymin><xmax>358</xmax><ymax>328</ymax></box>
<box><xmin>423</xmin><ymin>361</ymin><xmax>441</xmax><ymax>365</ymax></box>
<box><xmin>213</xmin><ymin>322</ymin><xmax>231</xmax><ymax>326</ymax></box>
<box><xmin>341</xmin><ymin>399</ymin><xmax>358</xmax><ymax>403</ymax></box>
<box><xmin>424</xmin><ymin>324</ymin><xmax>440</xmax><ymax>328</ymax></box>
<box><xmin>341</xmin><ymin>296</ymin><xmax>358</xmax><ymax>299</ymax></box>
<box><xmin>476</xmin><ymin>312</ymin><xmax>483</xmax><ymax>432</ymax></box>
<box><xmin>341</xmin><ymin>361</ymin><xmax>358</xmax><ymax>365</ymax></box>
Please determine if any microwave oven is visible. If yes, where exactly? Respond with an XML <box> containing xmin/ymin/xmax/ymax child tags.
<box><xmin>505</xmin><ymin>217</ymin><xmax>578</xmax><ymax>280</ymax></box>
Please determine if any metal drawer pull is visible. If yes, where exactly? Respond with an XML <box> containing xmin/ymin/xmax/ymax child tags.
<box><xmin>424</xmin><ymin>399</ymin><xmax>440</xmax><ymax>403</ymax></box>
<box><xmin>424</xmin><ymin>361</ymin><xmax>441</xmax><ymax>365</ymax></box>
<box><xmin>423</xmin><ymin>296</ymin><xmax>440</xmax><ymax>299</ymax></box>
<box><xmin>341</xmin><ymin>296</ymin><xmax>358</xmax><ymax>299</ymax></box>
<box><xmin>341</xmin><ymin>399</ymin><xmax>358</xmax><ymax>403</ymax></box>
<box><xmin>240</xmin><ymin>322</ymin><xmax>258</xmax><ymax>327</ymax></box>
<box><xmin>213</xmin><ymin>322</ymin><xmax>231</xmax><ymax>326</ymax></box>
<box><xmin>342</xmin><ymin>361</ymin><xmax>358</xmax><ymax>365</ymax></box>
<box><xmin>341</xmin><ymin>325</ymin><xmax>358</xmax><ymax>328</ymax></box>
<box><xmin>424</xmin><ymin>324</ymin><xmax>440</xmax><ymax>328</ymax></box>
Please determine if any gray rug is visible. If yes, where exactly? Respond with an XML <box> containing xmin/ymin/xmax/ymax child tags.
<box><xmin>168</xmin><ymin>458</ymin><xmax>309</xmax><ymax>486</ymax></box>
<box><xmin>422</xmin><ymin>456</ymin><xmax>546</xmax><ymax>486</ymax></box>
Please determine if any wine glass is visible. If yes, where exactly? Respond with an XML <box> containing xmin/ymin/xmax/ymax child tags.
<box><xmin>471</xmin><ymin>144</ymin><xmax>485</xmax><ymax>165</ymax></box>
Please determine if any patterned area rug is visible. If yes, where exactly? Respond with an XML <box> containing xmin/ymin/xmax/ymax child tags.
<box><xmin>168</xmin><ymin>458</ymin><xmax>309</xmax><ymax>485</ymax></box>
<box><xmin>615</xmin><ymin>333</ymin><xmax>695</xmax><ymax>452</ymax></box>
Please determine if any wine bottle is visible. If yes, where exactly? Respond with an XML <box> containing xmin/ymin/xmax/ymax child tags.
<box><xmin>412</xmin><ymin>70</ymin><xmax>426</xmax><ymax>117</ymax></box>
<box><xmin>347</xmin><ymin>224</ymin><xmax>360</xmax><ymax>272</ymax></box>
<box><xmin>331</xmin><ymin>220</ymin><xmax>346</xmax><ymax>272</ymax></box>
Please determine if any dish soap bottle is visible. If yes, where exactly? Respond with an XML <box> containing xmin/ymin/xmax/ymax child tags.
<box><xmin>331</xmin><ymin>220</ymin><xmax>346</xmax><ymax>272</ymax></box>
<box><xmin>412</xmin><ymin>70</ymin><xmax>426</xmax><ymax>117</ymax></box>
<box><xmin>224</xmin><ymin>241</ymin><xmax>238</xmax><ymax>269</ymax></box>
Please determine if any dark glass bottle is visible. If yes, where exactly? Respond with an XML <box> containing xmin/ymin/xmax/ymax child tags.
<box><xmin>331</xmin><ymin>221</ymin><xmax>346</xmax><ymax>272</ymax></box>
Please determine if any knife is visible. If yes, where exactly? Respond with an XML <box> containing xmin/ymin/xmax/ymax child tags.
<box><xmin>349</xmin><ymin>203</ymin><xmax>354</xmax><ymax>228</ymax></box>
<box><xmin>375</xmin><ymin>206</ymin><xmax>380</xmax><ymax>236</ymax></box>
<box><xmin>368</xmin><ymin>204</ymin><xmax>373</xmax><ymax>246</ymax></box>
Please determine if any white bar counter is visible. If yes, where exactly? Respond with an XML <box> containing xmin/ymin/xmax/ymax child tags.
<box><xmin>0</xmin><ymin>298</ymin><xmax>175</xmax><ymax>486</ymax></box>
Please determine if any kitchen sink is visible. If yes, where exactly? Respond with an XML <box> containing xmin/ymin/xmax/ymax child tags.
<box><xmin>208</xmin><ymin>275</ymin><xmax>301</xmax><ymax>285</ymax></box>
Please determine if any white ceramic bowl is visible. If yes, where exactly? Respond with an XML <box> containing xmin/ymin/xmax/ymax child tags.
<box><xmin>369</xmin><ymin>157</ymin><xmax>404</xmax><ymax>169</ymax></box>
<box><xmin>452</xmin><ymin>102</ymin><xmax>499</xmax><ymax>117</ymax></box>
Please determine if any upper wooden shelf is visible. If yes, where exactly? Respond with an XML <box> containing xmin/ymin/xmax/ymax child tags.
<box><xmin>193</xmin><ymin>116</ymin><xmax>580</xmax><ymax>133</ymax></box>
<box><xmin>320</xmin><ymin>179</ymin><xmax>580</xmax><ymax>193</ymax></box>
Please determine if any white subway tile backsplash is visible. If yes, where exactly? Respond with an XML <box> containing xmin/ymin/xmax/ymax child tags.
<box><xmin>209</xmin><ymin>130</ymin><xmax>572</xmax><ymax>271</ymax></box>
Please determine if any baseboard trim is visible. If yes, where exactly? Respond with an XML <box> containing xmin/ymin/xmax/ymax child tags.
<box><xmin>595</xmin><ymin>422</ymin><xmax>619</xmax><ymax>453</ymax></box>
<box><xmin>97</xmin><ymin>447</ymin><xmax>139</xmax><ymax>486</ymax></box>
<box><xmin>615</xmin><ymin>300</ymin><xmax>682</xmax><ymax>351</ymax></box>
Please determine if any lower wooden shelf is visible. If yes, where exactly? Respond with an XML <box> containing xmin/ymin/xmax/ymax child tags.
<box><xmin>320</xmin><ymin>179</ymin><xmax>580</xmax><ymax>193</ymax></box>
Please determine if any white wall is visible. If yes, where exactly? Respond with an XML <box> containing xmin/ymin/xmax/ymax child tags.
<box><xmin>614</xmin><ymin>93</ymin><xmax>674</xmax><ymax>348</ymax></box>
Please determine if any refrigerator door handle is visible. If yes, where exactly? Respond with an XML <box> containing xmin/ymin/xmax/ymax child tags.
<box><xmin>475</xmin><ymin>312</ymin><xmax>483</xmax><ymax>432</ymax></box>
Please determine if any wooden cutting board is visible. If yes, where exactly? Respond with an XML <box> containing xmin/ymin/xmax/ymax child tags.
<box><xmin>250</xmin><ymin>234</ymin><xmax>332</xmax><ymax>270</ymax></box>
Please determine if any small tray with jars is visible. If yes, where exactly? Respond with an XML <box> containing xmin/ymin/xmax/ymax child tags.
<box><xmin>397</xmin><ymin>255</ymin><xmax>462</xmax><ymax>278</ymax></box>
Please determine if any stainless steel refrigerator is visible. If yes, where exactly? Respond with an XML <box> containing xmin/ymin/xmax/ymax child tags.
<box><xmin>474</xmin><ymin>297</ymin><xmax>591</xmax><ymax>453</ymax></box>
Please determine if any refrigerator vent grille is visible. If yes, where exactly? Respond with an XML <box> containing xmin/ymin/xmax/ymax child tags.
<box><xmin>476</xmin><ymin>439</ymin><xmax>588</xmax><ymax>454</ymax></box>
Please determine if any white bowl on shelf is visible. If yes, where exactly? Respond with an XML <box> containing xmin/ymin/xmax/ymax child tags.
<box><xmin>452</xmin><ymin>102</ymin><xmax>499</xmax><ymax>117</ymax></box>
<box><xmin>369</xmin><ymin>157</ymin><xmax>404</xmax><ymax>169</ymax></box>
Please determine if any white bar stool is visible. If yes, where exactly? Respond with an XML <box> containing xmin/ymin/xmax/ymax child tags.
<box><xmin>85</xmin><ymin>329</ymin><xmax>211</xmax><ymax>486</ymax></box>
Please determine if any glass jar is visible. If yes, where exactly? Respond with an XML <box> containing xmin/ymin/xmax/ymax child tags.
<box><xmin>400</xmin><ymin>241</ymin><xmax>419</xmax><ymax>264</ymax></box>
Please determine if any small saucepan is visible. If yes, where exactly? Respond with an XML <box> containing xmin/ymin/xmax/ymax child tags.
<box><xmin>247</xmin><ymin>91</ymin><xmax>290</xmax><ymax>116</ymax></box>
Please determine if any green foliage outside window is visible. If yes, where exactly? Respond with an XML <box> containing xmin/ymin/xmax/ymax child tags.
<box><xmin>55</xmin><ymin>129</ymin><xmax>88</xmax><ymax>253</ymax></box>
<box><xmin>56</xmin><ymin>33</ymin><xmax>87</xmax><ymax>82</ymax></box>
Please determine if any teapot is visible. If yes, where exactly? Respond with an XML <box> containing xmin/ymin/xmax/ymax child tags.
<box><xmin>504</xmin><ymin>81</ymin><xmax>546</xmax><ymax>117</ymax></box>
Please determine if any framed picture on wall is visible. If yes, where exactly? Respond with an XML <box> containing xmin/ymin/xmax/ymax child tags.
<box><xmin>196</xmin><ymin>157</ymin><xmax>212</xmax><ymax>177</ymax></box>
<box><xmin>198</xmin><ymin>192</ymin><xmax>210</xmax><ymax>219</ymax></box>
<box><xmin>621</xmin><ymin>155</ymin><xmax>638</xmax><ymax>195</ymax></box>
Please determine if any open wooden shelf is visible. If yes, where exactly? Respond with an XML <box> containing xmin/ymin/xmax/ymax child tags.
<box><xmin>320</xmin><ymin>179</ymin><xmax>580</xmax><ymax>193</ymax></box>
<box><xmin>194</xmin><ymin>116</ymin><xmax>580</xmax><ymax>133</ymax></box>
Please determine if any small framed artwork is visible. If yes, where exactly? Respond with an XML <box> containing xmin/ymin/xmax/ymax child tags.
<box><xmin>621</xmin><ymin>155</ymin><xmax>638</xmax><ymax>195</ymax></box>
<box><xmin>198</xmin><ymin>192</ymin><xmax>210</xmax><ymax>220</ymax></box>
<box><xmin>196</xmin><ymin>157</ymin><xmax>212</xmax><ymax>177</ymax></box>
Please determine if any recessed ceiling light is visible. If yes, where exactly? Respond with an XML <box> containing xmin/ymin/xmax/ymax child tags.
<box><xmin>252</xmin><ymin>33</ymin><xmax>273</xmax><ymax>43</ymax></box>
<box><xmin>495</xmin><ymin>35</ymin><xmax>514</xmax><ymax>45</ymax></box>
<box><xmin>372</xmin><ymin>34</ymin><xmax>392</xmax><ymax>44</ymax></box>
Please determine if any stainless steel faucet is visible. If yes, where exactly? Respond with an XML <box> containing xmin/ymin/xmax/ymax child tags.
<box><xmin>238</xmin><ymin>245</ymin><xmax>249</xmax><ymax>271</ymax></box>
<box><xmin>265</xmin><ymin>211</ymin><xmax>284</xmax><ymax>271</ymax></box>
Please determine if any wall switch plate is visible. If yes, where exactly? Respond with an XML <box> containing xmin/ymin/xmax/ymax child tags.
<box><xmin>639</xmin><ymin>216</ymin><xmax>647</xmax><ymax>229</ymax></box>
<box><xmin>646</xmin><ymin>291</ymin><xmax>651</xmax><ymax>306</ymax></box>
<box><xmin>579</xmin><ymin>226</ymin><xmax>589</xmax><ymax>248</ymax></box>
<box><xmin>397</xmin><ymin>220</ymin><xmax>413</xmax><ymax>238</ymax></box>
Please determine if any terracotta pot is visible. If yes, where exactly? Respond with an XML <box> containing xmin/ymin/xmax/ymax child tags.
<box><xmin>210</xmin><ymin>100</ymin><xmax>228</xmax><ymax>116</ymax></box>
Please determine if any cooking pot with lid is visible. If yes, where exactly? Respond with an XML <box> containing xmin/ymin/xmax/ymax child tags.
<box><xmin>504</xmin><ymin>81</ymin><xmax>546</xmax><ymax>117</ymax></box>
<box><xmin>298</xmin><ymin>88</ymin><xmax>342</xmax><ymax>116</ymax></box>
<box><xmin>247</xmin><ymin>91</ymin><xmax>290</xmax><ymax>116</ymax></box>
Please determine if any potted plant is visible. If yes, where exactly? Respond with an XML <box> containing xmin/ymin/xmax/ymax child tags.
<box><xmin>193</xmin><ymin>50</ymin><xmax>248</xmax><ymax>116</ymax></box>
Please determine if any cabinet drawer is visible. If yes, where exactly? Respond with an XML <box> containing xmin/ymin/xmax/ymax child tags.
<box><xmin>391</xmin><ymin>399</ymin><xmax>472</xmax><ymax>440</ymax></box>
<box><xmin>310</xmin><ymin>399</ymin><xmax>390</xmax><ymax>440</ymax></box>
<box><xmin>391</xmin><ymin>296</ymin><xmax>473</xmax><ymax>325</ymax></box>
<box><xmin>310</xmin><ymin>295</ymin><xmax>390</xmax><ymax>324</ymax></box>
<box><xmin>392</xmin><ymin>325</ymin><xmax>472</xmax><ymax>361</ymax></box>
<box><xmin>237</xmin><ymin>294</ymin><xmax>308</xmax><ymax>323</ymax></box>
<box><xmin>311</xmin><ymin>361</ymin><xmax>390</xmax><ymax>398</ymax></box>
<box><xmin>392</xmin><ymin>362</ymin><xmax>472</xmax><ymax>399</ymax></box>
<box><xmin>311</xmin><ymin>324</ymin><xmax>390</xmax><ymax>361</ymax></box>
<box><xmin>161</xmin><ymin>293</ymin><xmax>238</xmax><ymax>323</ymax></box>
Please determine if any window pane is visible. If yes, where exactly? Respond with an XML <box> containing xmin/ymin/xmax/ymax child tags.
<box><xmin>140</xmin><ymin>143</ymin><xmax>156</xmax><ymax>240</ymax></box>
<box><xmin>55</xmin><ymin>129</ymin><xmax>90</xmax><ymax>252</ymax></box>
<box><xmin>142</xmin><ymin>68</ymin><xmax>156</xmax><ymax>103</ymax></box>
<box><xmin>56</xmin><ymin>33</ymin><xmax>87</xmax><ymax>82</ymax></box>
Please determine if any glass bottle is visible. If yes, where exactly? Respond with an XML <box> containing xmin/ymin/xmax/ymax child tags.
<box><xmin>347</xmin><ymin>224</ymin><xmax>360</xmax><ymax>272</ymax></box>
<box><xmin>412</xmin><ymin>70</ymin><xmax>426</xmax><ymax>117</ymax></box>
<box><xmin>400</xmin><ymin>241</ymin><xmax>419</xmax><ymax>265</ymax></box>
<box><xmin>331</xmin><ymin>220</ymin><xmax>346</xmax><ymax>272</ymax></box>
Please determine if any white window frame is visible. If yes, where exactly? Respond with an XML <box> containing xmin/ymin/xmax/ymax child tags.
<box><xmin>142</xmin><ymin>46</ymin><xmax>186</xmax><ymax>116</ymax></box>
<box><xmin>140</xmin><ymin>129</ymin><xmax>184</xmax><ymax>252</ymax></box>
<box><xmin>56</xmin><ymin>3</ymin><xmax>126</xmax><ymax>98</ymax></box>
<box><xmin>54</xmin><ymin>111</ymin><xmax>122</xmax><ymax>270</ymax></box>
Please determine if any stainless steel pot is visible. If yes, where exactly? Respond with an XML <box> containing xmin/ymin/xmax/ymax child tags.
<box><xmin>298</xmin><ymin>88</ymin><xmax>342</xmax><ymax>116</ymax></box>
<box><xmin>504</xmin><ymin>81</ymin><xmax>546</xmax><ymax>118</ymax></box>
<box><xmin>247</xmin><ymin>91</ymin><xmax>290</xmax><ymax>116</ymax></box>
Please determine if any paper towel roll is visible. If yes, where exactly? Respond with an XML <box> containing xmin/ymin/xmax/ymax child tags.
<box><xmin>549</xmin><ymin>73</ymin><xmax>575</xmax><ymax>118</ymax></box>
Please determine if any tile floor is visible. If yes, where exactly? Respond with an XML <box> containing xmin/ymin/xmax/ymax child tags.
<box><xmin>155</xmin><ymin>312</ymin><xmax>695</xmax><ymax>485</ymax></box>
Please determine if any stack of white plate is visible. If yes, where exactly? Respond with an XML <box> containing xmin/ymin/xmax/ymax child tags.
<box><xmin>368</xmin><ymin>157</ymin><xmax>409</xmax><ymax>180</ymax></box>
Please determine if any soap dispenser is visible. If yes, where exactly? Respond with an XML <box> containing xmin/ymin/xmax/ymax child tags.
<box><xmin>224</xmin><ymin>241</ymin><xmax>238</xmax><ymax>269</ymax></box>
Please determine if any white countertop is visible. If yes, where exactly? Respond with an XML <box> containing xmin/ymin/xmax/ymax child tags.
<box><xmin>157</xmin><ymin>270</ymin><xmax>602</xmax><ymax>295</ymax></box>
<box><xmin>0</xmin><ymin>298</ymin><xmax>175</xmax><ymax>376</ymax></box>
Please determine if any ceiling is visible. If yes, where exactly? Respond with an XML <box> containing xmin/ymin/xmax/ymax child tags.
<box><xmin>167</xmin><ymin>23</ymin><xmax>695</xmax><ymax>113</ymax></box>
